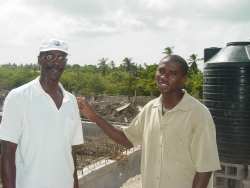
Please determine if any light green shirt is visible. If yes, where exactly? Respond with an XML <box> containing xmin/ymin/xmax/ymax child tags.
<box><xmin>123</xmin><ymin>91</ymin><xmax>221</xmax><ymax>188</ymax></box>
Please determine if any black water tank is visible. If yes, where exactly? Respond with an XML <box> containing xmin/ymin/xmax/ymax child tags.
<box><xmin>204</xmin><ymin>47</ymin><xmax>221</xmax><ymax>62</ymax></box>
<box><xmin>203</xmin><ymin>41</ymin><xmax>250</xmax><ymax>164</ymax></box>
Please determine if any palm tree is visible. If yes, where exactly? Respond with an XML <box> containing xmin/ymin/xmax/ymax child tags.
<box><xmin>163</xmin><ymin>46</ymin><xmax>174</xmax><ymax>57</ymax></box>
<box><xmin>188</xmin><ymin>54</ymin><xmax>198</xmax><ymax>73</ymax></box>
<box><xmin>98</xmin><ymin>58</ymin><xmax>109</xmax><ymax>76</ymax></box>
<box><xmin>122</xmin><ymin>57</ymin><xmax>138</xmax><ymax>99</ymax></box>
<box><xmin>122</xmin><ymin>57</ymin><xmax>132</xmax><ymax>72</ymax></box>
<box><xmin>108</xmin><ymin>60</ymin><xmax>115</xmax><ymax>70</ymax></box>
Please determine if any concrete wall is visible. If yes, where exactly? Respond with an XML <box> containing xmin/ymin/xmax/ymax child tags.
<box><xmin>82</xmin><ymin>121</ymin><xmax>128</xmax><ymax>138</ymax></box>
<box><xmin>79</xmin><ymin>121</ymin><xmax>141</xmax><ymax>188</ymax></box>
<box><xmin>78</xmin><ymin>147</ymin><xmax>141</xmax><ymax>188</ymax></box>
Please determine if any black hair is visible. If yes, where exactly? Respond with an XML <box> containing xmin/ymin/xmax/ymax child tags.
<box><xmin>160</xmin><ymin>54</ymin><xmax>189</xmax><ymax>75</ymax></box>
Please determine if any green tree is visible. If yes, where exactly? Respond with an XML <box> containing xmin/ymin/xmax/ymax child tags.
<box><xmin>163</xmin><ymin>46</ymin><xmax>174</xmax><ymax>57</ymax></box>
<box><xmin>98</xmin><ymin>58</ymin><xmax>109</xmax><ymax>76</ymax></box>
<box><xmin>121</xmin><ymin>57</ymin><xmax>138</xmax><ymax>98</ymax></box>
<box><xmin>188</xmin><ymin>54</ymin><xmax>199</xmax><ymax>73</ymax></box>
<box><xmin>186</xmin><ymin>54</ymin><xmax>203</xmax><ymax>99</ymax></box>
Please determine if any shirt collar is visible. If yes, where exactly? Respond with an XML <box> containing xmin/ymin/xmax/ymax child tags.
<box><xmin>153</xmin><ymin>90</ymin><xmax>191</xmax><ymax>112</ymax></box>
<box><xmin>34</xmin><ymin>77</ymin><xmax>70</xmax><ymax>103</ymax></box>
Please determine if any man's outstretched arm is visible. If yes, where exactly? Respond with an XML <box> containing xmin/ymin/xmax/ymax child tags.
<box><xmin>1</xmin><ymin>141</ymin><xmax>17</xmax><ymax>188</ymax></box>
<box><xmin>77</xmin><ymin>97</ymin><xmax>133</xmax><ymax>148</ymax></box>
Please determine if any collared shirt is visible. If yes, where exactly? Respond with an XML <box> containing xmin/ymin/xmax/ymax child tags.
<box><xmin>0</xmin><ymin>77</ymin><xmax>84</xmax><ymax>188</ymax></box>
<box><xmin>123</xmin><ymin>91</ymin><xmax>221</xmax><ymax>188</ymax></box>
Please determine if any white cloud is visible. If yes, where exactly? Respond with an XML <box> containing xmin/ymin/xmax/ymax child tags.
<box><xmin>0</xmin><ymin>0</ymin><xmax>249</xmax><ymax>65</ymax></box>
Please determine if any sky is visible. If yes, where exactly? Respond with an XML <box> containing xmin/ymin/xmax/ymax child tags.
<box><xmin>0</xmin><ymin>0</ymin><xmax>250</xmax><ymax>68</ymax></box>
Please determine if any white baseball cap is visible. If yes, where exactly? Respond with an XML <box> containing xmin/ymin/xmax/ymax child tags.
<box><xmin>39</xmin><ymin>39</ymin><xmax>69</xmax><ymax>54</ymax></box>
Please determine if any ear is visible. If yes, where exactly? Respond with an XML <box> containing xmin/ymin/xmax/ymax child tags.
<box><xmin>181</xmin><ymin>74</ymin><xmax>187</xmax><ymax>85</ymax></box>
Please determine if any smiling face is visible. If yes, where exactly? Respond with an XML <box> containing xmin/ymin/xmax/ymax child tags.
<box><xmin>38</xmin><ymin>50</ymin><xmax>67</xmax><ymax>82</ymax></box>
<box><xmin>155</xmin><ymin>58</ymin><xmax>187</xmax><ymax>95</ymax></box>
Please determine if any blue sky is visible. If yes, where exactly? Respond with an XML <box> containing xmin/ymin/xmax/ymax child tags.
<box><xmin>0</xmin><ymin>0</ymin><xmax>249</xmax><ymax>68</ymax></box>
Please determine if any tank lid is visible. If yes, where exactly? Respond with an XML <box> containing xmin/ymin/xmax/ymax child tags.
<box><xmin>207</xmin><ymin>41</ymin><xmax>250</xmax><ymax>63</ymax></box>
<box><xmin>227</xmin><ymin>41</ymin><xmax>250</xmax><ymax>46</ymax></box>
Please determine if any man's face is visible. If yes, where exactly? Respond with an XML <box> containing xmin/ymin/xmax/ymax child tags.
<box><xmin>155</xmin><ymin>60</ymin><xmax>186</xmax><ymax>94</ymax></box>
<box><xmin>38</xmin><ymin>50</ymin><xmax>67</xmax><ymax>81</ymax></box>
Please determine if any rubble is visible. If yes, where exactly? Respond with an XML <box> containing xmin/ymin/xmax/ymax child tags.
<box><xmin>84</xmin><ymin>96</ymin><xmax>154</xmax><ymax>124</ymax></box>
<box><xmin>92</xmin><ymin>101</ymin><xmax>139</xmax><ymax>123</ymax></box>
<box><xmin>73</xmin><ymin>136</ymin><xmax>127</xmax><ymax>169</ymax></box>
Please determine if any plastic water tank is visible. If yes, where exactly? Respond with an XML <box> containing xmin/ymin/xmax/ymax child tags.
<box><xmin>203</xmin><ymin>41</ymin><xmax>250</xmax><ymax>164</ymax></box>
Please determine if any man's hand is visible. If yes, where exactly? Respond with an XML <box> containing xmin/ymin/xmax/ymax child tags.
<box><xmin>77</xmin><ymin>97</ymin><xmax>98</xmax><ymax>122</ymax></box>
<box><xmin>192</xmin><ymin>171</ymin><xmax>212</xmax><ymax>188</ymax></box>
<box><xmin>1</xmin><ymin>141</ymin><xmax>17</xmax><ymax>188</ymax></box>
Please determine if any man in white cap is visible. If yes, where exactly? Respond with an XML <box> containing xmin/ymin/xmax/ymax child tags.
<box><xmin>0</xmin><ymin>39</ymin><xmax>84</xmax><ymax>188</ymax></box>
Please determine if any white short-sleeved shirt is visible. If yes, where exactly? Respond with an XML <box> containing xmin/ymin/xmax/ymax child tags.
<box><xmin>123</xmin><ymin>91</ymin><xmax>221</xmax><ymax>188</ymax></box>
<box><xmin>0</xmin><ymin>77</ymin><xmax>84</xmax><ymax>188</ymax></box>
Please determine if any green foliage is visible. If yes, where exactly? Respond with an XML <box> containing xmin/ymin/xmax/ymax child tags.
<box><xmin>0</xmin><ymin>64</ymin><xmax>39</xmax><ymax>90</ymax></box>
<box><xmin>163</xmin><ymin>46</ymin><xmax>174</xmax><ymax>56</ymax></box>
<box><xmin>185</xmin><ymin>70</ymin><xmax>203</xmax><ymax>99</ymax></box>
<box><xmin>0</xmin><ymin>54</ymin><xmax>203</xmax><ymax>99</ymax></box>
<box><xmin>185</xmin><ymin>54</ymin><xmax>203</xmax><ymax>99</ymax></box>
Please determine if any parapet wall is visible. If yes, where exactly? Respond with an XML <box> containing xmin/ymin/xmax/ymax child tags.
<box><xmin>78</xmin><ymin>147</ymin><xmax>141</xmax><ymax>188</ymax></box>
<box><xmin>79</xmin><ymin>121</ymin><xmax>141</xmax><ymax>188</ymax></box>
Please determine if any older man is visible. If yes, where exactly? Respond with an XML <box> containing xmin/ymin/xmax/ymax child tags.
<box><xmin>77</xmin><ymin>55</ymin><xmax>221</xmax><ymax>188</ymax></box>
<box><xmin>0</xmin><ymin>39</ymin><xmax>84</xmax><ymax>188</ymax></box>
